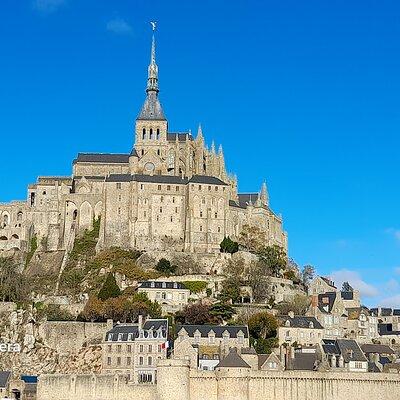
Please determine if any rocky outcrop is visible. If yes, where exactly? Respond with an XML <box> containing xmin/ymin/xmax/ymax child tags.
<box><xmin>0</xmin><ymin>308</ymin><xmax>103</xmax><ymax>376</ymax></box>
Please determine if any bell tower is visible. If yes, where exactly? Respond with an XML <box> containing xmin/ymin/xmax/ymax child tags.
<box><xmin>134</xmin><ymin>22</ymin><xmax>168</xmax><ymax>172</ymax></box>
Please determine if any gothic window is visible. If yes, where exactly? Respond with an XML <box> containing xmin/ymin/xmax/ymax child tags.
<box><xmin>156</xmin><ymin>128</ymin><xmax>160</xmax><ymax>140</ymax></box>
<box><xmin>16</xmin><ymin>212</ymin><xmax>23</xmax><ymax>222</ymax></box>
<box><xmin>168</xmin><ymin>150</ymin><xmax>175</xmax><ymax>170</ymax></box>
<box><xmin>142</xmin><ymin>128</ymin><xmax>146</xmax><ymax>140</ymax></box>
<box><xmin>150</xmin><ymin>128</ymin><xmax>154</xmax><ymax>139</ymax></box>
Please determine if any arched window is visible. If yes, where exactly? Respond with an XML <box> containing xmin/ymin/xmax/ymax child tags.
<box><xmin>150</xmin><ymin>128</ymin><xmax>154</xmax><ymax>140</ymax></box>
<box><xmin>156</xmin><ymin>128</ymin><xmax>160</xmax><ymax>140</ymax></box>
<box><xmin>17</xmin><ymin>212</ymin><xmax>23</xmax><ymax>222</ymax></box>
<box><xmin>168</xmin><ymin>150</ymin><xmax>175</xmax><ymax>170</ymax></box>
<box><xmin>3</xmin><ymin>214</ymin><xmax>9</xmax><ymax>227</ymax></box>
<box><xmin>142</xmin><ymin>128</ymin><xmax>146</xmax><ymax>140</ymax></box>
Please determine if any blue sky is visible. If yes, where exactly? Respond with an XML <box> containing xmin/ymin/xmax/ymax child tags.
<box><xmin>1</xmin><ymin>0</ymin><xmax>399</xmax><ymax>307</ymax></box>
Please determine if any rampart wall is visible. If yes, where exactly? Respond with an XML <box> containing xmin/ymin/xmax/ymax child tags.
<box><xmin>37</xmin><ymin>359</ymin><xmax>400</xmax><ymax>400</ymax></box>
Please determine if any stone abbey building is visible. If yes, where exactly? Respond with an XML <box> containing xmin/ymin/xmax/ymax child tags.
<box><xmin>0</xmin><ymin>32</ymin><xmax>287</xmax><ymax>255</ymax></box>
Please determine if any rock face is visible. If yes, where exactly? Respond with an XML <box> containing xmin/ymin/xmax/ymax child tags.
<box><xmin>0</xmin><ymin>308</ymin><xmax>103</xmax><ymax>376</ymax></box>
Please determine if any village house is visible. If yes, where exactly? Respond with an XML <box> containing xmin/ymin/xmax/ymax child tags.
<box><xmin>102</xmin><ymin>317</ymin><xmax>168</xmax><ymax>384</ymax></box>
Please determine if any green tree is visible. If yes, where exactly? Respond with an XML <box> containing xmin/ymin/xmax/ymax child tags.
<box><xmin>220</xmin><ymin>237</ymin><xmax>239</xmax><ymax>254</ymax></box>
<box><xmin>209</xmin><ymin>302</ymin><xmax>235</xmax><ymax>323</ymax></box>
<box><xmin>0</xmin><ymin>257</ymin><xmax>28</xmax><ymax>302</ymax></box>
<box><xmin>276</xmin><ymin>294</ymin><xmax>311</xmax><ymax>316</ymax></box>
<box><xmin>98</xmin><ymin>273</ymin><xmax>121</xmax><ymax>301</ymax></box>
<box><xmin>219</xmin><ymin>278</ymin><xmax>241</xmax><ymax>303</ymax></box>
<box><xmin>258</xmin><ymin>245</ymin><xmax>287</xmax><ymax>277</ymax></box>
<box><xmin>155</xmin><ymin>258</ymin><xmax>177</xmax><ymax>275</ymax></box>
<box><xmin>248</xmin><ymin>312</ymin><xmax>278</xmax><ymax>354</ymax></box>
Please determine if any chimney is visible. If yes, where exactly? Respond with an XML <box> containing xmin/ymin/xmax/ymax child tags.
<box><xmin>138</xmin><ymin>314</ymin><xmax>143</xmax><ymax>330</ymax></box>
<box><xmin>106</xmin><ymin>319</ymin><xmax>114</xmax><ymax>331</ymax></box>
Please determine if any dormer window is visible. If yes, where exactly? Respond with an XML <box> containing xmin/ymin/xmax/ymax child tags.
<box><xmin>150</xmin><ymin>281</ymin><xmax>155</xmax><ymax>288</ymax></box>
<box><xmin>309</xmin><ymin>321</ymin><xmax>314</xmax><ymax>329</ymax></box>
<box><xmin>222</xmin><ymin>330</ymin><xmax>230</xmax><ymax>342</ymax></box>
<box><xmin>237</xmin><ymin>331</ymin><xmax>244</xmax><ymax>344</ymax></box>
<box><xmin>285</xmin><ymin>320</ymin><xmax>291</xmax><ymax>327</ymax></box>
<box><xmin>128</xmin><ymin>333</ymin><xmax>133</xmax><ymax>341</ymax></box>
<box><xmin>194</xmin><ymin>330</ymin><xmax>201</xmax><ymax>344</ymax></box>
<box><xmin>162</xmin><ymin>282</ymin><xmax>166</xmax><ymax>288</ymax></box>
<box><xmin>208</xmin><ymin>330</ymin><xmax>215</xmax><ymax>344</ymax></box>
<box><xmin>108</xmin><ymin>333</ymin><xmax>113</xmax><ymax>341</ymax></box>
<box><xmin>118</xmin><ymin>333</ymin><xmax>123</xmax><ymax>341</ymax></box>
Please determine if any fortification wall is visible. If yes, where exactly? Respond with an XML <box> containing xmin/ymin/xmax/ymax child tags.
<box><xmin>188</xmin><ymin>368</ymin><xmax>400</xmax><ymax>400</ymax></box>
<box><xmin>38</xmin><ymin>321</ymin><xmax>108</xmax><ymax>353</ymax></box>
<box><xmin>37</xmin><ymin>374</ymin><xmax>156</xmax><ymax>400</ymax></box>
<box><xmin>37</xmin><ymin>364</ymin><xmax>400</xmax><ymax>400</ymax></box>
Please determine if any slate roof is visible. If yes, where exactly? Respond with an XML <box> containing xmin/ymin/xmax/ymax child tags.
<box><xmin>137</xmin><ymin>91</ymin><xmax>166</xmax><ymax>121</ymax></box>
<box><xmin>341</xmin><ymin>291</ymin><xmax>354</xmax><ymax>300</ymax></box>
<box><xmin>320</xmin><ymin>276</ymin><xmax>337</xmax><ymax>289</ymax></box>
<box><xmin>393</xmin><ymin>309</ymin><xmax>400</xmax><ymax>316</ymax></box>
<box><xmin>74</xmin><ymin>176</ymin><xmax>106</xmax><ymax>181</ymax></box>
<box><xmin>0</xmin><ymin>371</ymin><xmax>11</xmax><ymax>388</ymax></box>
<box><xmin>279</xmin><ymin>316</ymin><xmax>323</xmax><ymax>330</ymax></box>
<box><xmin>74</xmin><ymin>153</ymin><xmax>131</xmax><ymax>164</ymax></box>
<box><xmin>361</xmin><ymin>344</ymin><xmax>395</xmax><ymax>355</ymax></box>
<box><xmin>318</xmin><ymin>292</ymin><xmax>337</xmax><ymax>314</ymax></box>
<box><xmin>167</xmin><ymin>132</ymin><xmax>193</xmax><ymax>142</ymax></box>
<box><xmin>139</xmin><ymin>281</ymin><xmax>187</xmax><ymax>290</ymax></box>
<box><xmin>322</xmin><ymin>339</ymin><xmax>367</xmax><ymax>363</ymax></box>
<box><xmin>177</xmin><ymin>324</ymin><xmax>249</xmax><ymax>338</ymax></box>
<box><xmin>378</xmin><ymin>323</ymin><xmax>400</xmax><ymax>336</ymax></box>
<box><xmin>189</xmin><ymin>175</ymin><xmax>228</xmax><ymax>186</ymax></box>
<box><xmin>105</xmin><ymin>174</ymin><xmax>228</xmax><ymax>186</ymax></box>
<box><xmin>106</xmin><ymin>174</ymin><xmax>188</xmax><ymax>184</ymax></box>
<box><xmin>237</xmin><ymin>193</ymin><xmax>259</xmax><ymax>208</ymax></box>
<box><xmin>105</xmin><ymin>319</ymin><xmax>168</xmax><ymax>342</ymax></box>
<box><xmin>287</xmin><ymin>352</ymin><xmax>319</xmax><ymax>371</ymax></box>
<box><xmin>216</xmin><ymin>348</ymin><xmax>250</xmax><ymax>369</ymax></box>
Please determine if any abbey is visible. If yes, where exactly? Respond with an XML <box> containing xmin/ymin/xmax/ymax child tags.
<box><xmin>0</xmin><ymin>32</ymin><xmax>287</xmax><ymax>255</ymax></box>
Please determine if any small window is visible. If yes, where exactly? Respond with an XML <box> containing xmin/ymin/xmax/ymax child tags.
<box><xmin>160</xmin><ymin>207</ymin><xmax>162</xmax><ymax>213</ymax></box>
<box><xmin>150</xmin><ymin>128</ymin><xmax>154</xmax><ymax>139</ymax></box>
<box><xmin>215</xmin><ymin>186</ymin><xmax>218</xmax><ymax>191</ymax></box>
<box><xmin>200</xmin><ymin>225</ymin><xmax>203</xmax><ymax>232</ymax></box>
<box><xmin>141</xmin><ymin>184</ymin><xmax>144</xmax><ymax>190</ymax></box>
<box><xmin>107</xmin><ymin>357</ymin><xmax>111</xmax><ymax>366</ymax></box>
<box><xmin>167</xmin><ymin>185</ymin><xmax>171</xmax><ymax>191</ymax></box>
<box><xmin>116</xmin><ymin>183</ymin><xmax>122</xmax><ymax>190</ymax></box>
<box><xmin>176</xmin><ymin>186</ymin><xmax>179</xmax><ymax>192</ymax></box>
<box><xmin>199</xmin><ymin>185</ymin><xmax>202</xmax><ymax>191</ymax></box>
<box><xmin>117</xmin><ymin>357</ymin><xmax>121</xmax><ymax>366</ymax></box>
<box><xmin>156</xmin><ymin>128</ymin><xmax>160</xmax><ymax>139</ymax></box>
<box><xmin>157</xmin><ymin>149</ymin><xmax>160</xmax><ymax>156</ymax></box>
<box><xmin>139</xmin><ymin>356</ymin><xmax>144</xmax><ymax>365</ymax></box>
<box><xmin>215</xmin><ymin>212</ymin><xmax>218</xmax><ymax>218</ymax></box>
<box><xmin>142</xmin><ymin>128</ymin><xmax>146</xmax><ymax>140</ymax></box>
<box><xmin>158</xmin><ymin>185</ymin><xmax>161</xmax><ymax>191</ymax></box>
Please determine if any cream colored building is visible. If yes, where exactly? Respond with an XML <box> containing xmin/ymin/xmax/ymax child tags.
<box><xmin>102</xmin><ymin>317</ymin><xmax>168</xmax><ymax>383</ymax></box>
<box><xmin>137</xmin><ymin>281</ymin><xmax>190</xmax><ymax>314</ymax></box>
<box><xmin>278</xmin><ymin>313</ymin><xmax>324</xmax><ymax>346</ymax></box>
<box><xmin>0</xmin><ymin>29</ymin><xmax>287</xmax><ymax>259</ymax></box>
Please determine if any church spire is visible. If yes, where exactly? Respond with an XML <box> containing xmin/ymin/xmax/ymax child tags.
<box><xmin>137</xmin><ymin>22</ymin><xmax>166</xmax><ymax>121</ymax></box>
<box><xmin>147</xmin><ymin>24</ymin><xmax>159</xmax><ymax>93</ymax></box>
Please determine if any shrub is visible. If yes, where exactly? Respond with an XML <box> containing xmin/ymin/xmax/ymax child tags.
<box><xmin>98</xmin><ymin>273</ymin><xmax>121</xmax><ymax>301</ymax></box>
<box><xmin>220</xmin><ymin>237</ymin><xmax>239</xmax><ymax>254</ymax></box>
<box><xmin>155</xmin><ymin>258</ymin><xmax>177</xmax><ymax>275</ymax></box>
<box><xmin>182</xmin><ymin>281</ymin><xmax>207</xmax><ymax>294</ymax></box>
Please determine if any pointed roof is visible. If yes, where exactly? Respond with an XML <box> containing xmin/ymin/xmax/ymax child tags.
<box><xmin>137</xmin><ymin>24</ymin><xmax>166</xmax><ymax>121</ymax></box>
<box><xmin>216</xmin><ymin>348</ymin><xmax>251</xmax><ymax>369</ymax></box>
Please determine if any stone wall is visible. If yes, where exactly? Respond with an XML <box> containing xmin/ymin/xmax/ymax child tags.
<box><xmin>37</xmin><ymin>374</ymin><xmax>156</xmax><ymax>400</ymax></box>
<box><xmin>38</xmin><ymin>321</ymin><xmax>109</xmax><ymax>354</ymax></box>
<box><xmin>37</xmin><ymin>361</ymin><xmax>400</xmax><ymax>400</ymax></box>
